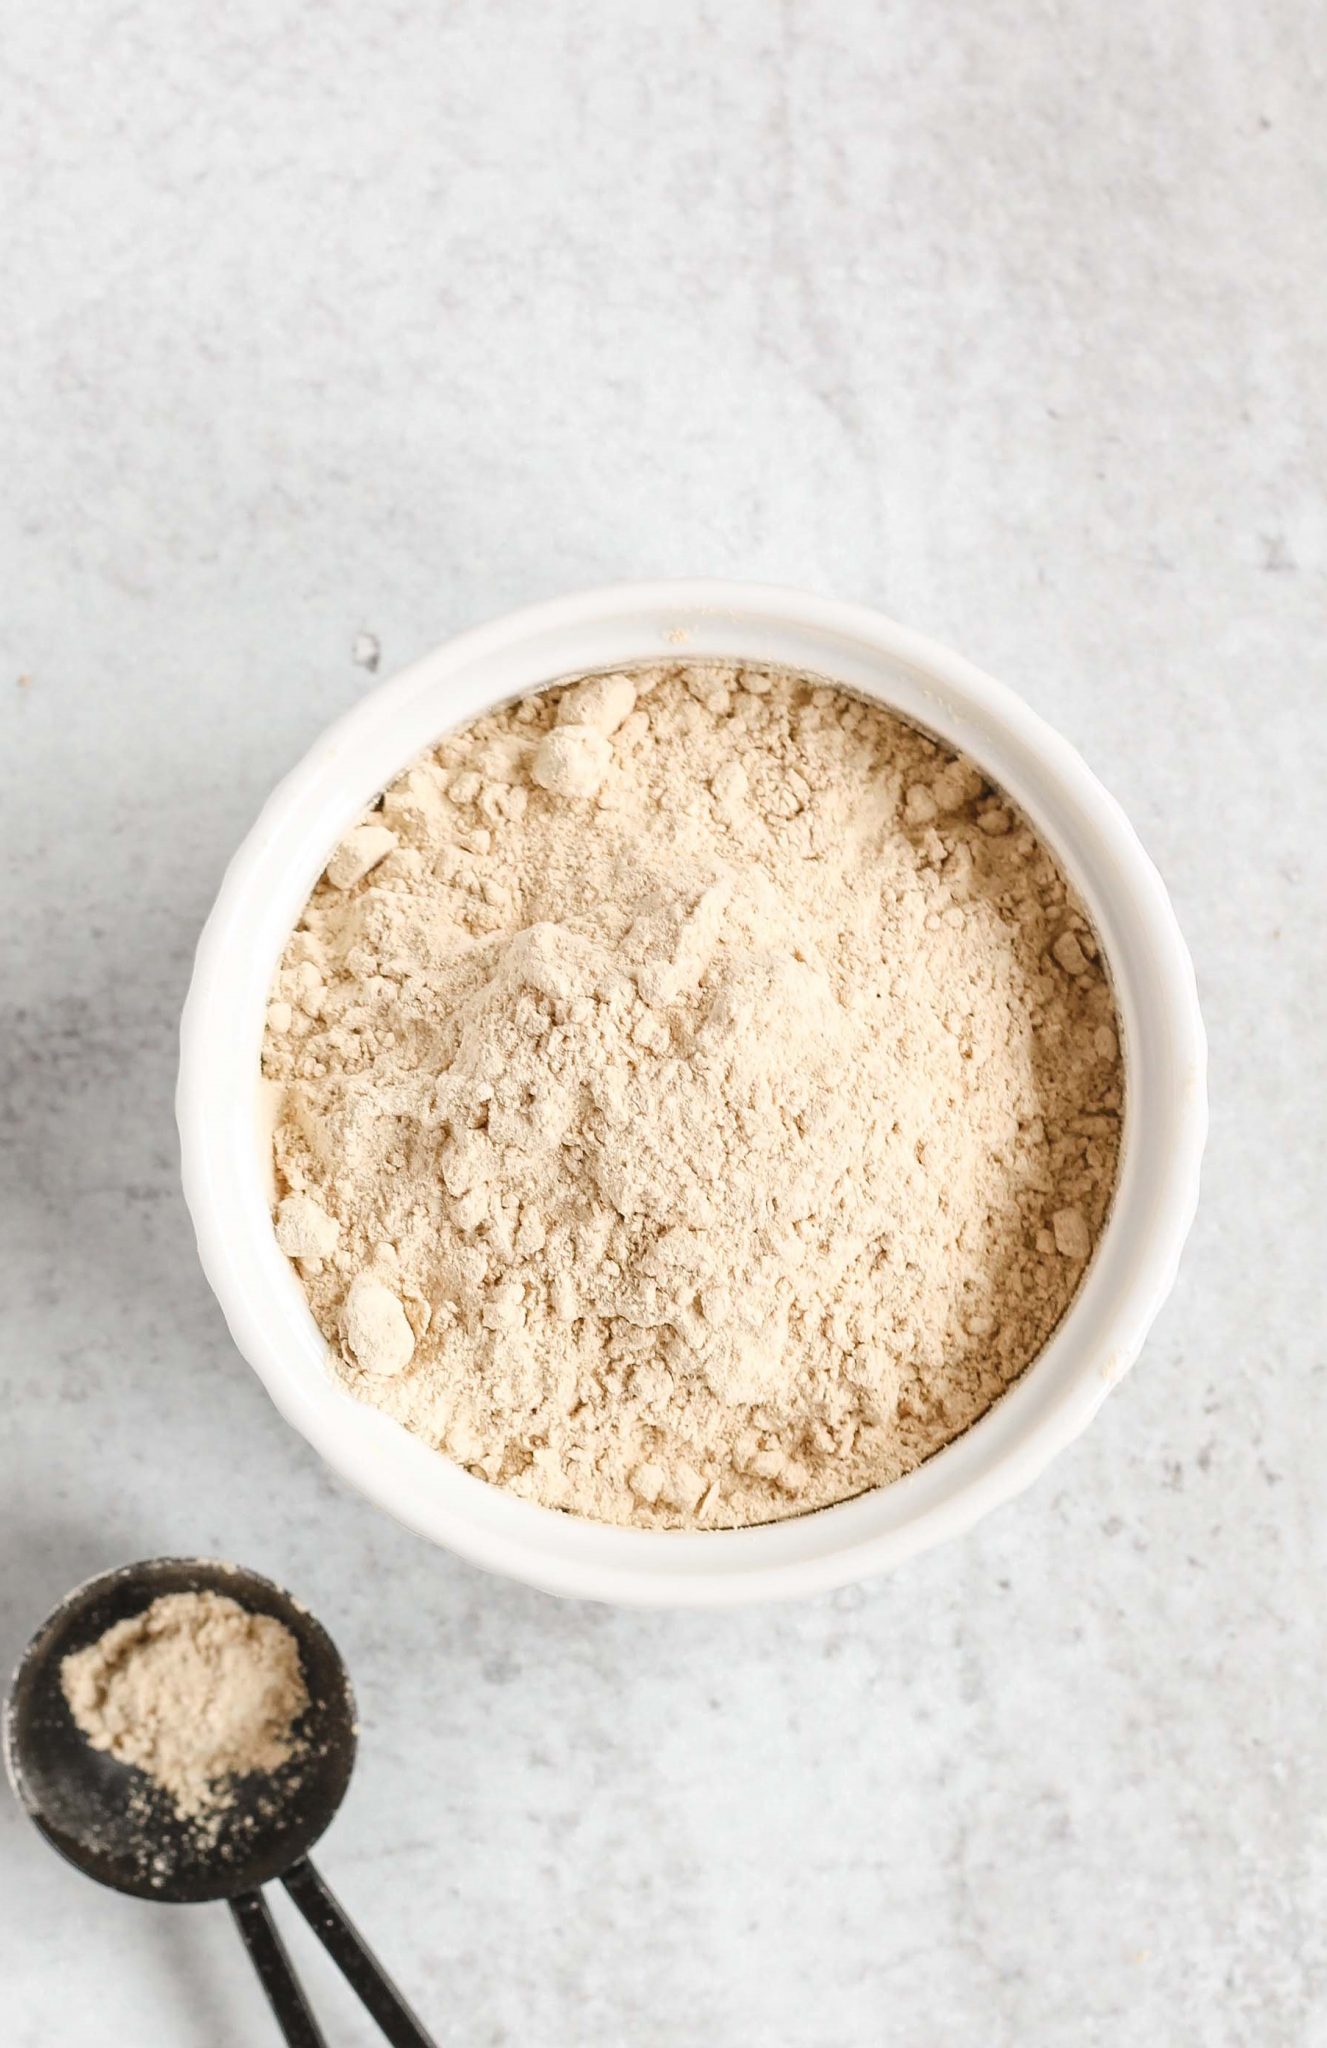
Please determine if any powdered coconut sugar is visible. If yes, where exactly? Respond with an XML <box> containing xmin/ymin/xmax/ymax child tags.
<box><xmin>61</xmin><ymin>1591</ymin><xmax>308</xmax><ymax>1828</ymax></box>
<box><xmin>262</xmin><ymin>661</ymin><xmax>1123</xmax><ymax>1529</ymax></box>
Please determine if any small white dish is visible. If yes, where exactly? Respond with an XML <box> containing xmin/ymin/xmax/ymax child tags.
<box><xmin>178</xmin><ymin>581</ymin><xmax>1206</xmax><ymax>1606</ymax></box>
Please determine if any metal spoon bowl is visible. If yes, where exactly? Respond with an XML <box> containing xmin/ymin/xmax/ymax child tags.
<box><xmin>4</xmin><ymin>1556</ymin><xmax>355</xmax><ymax>1904</ymax></box>
<box><xmin>5</xmin><ymin>1558</ymin><xmax>433</xmax><ymax>2046</ymax></box>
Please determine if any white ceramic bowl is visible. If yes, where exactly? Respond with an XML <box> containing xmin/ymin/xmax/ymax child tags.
<box><xmin>178</xmin><ymin>581</ymin><xmax>1206</xmax><ymax>1606</ymax></box>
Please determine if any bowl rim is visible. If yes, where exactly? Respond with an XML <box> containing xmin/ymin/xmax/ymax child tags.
<box><xmin>177</xmin><ymin>578</ymin><xmax>1207</xmax><ymax>1606</ymax></box>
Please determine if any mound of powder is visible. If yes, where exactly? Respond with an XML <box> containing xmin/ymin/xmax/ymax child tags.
<box><xmin>61</xmin><ymin>1591</ymin><xmax>308</xmax><ymax>1825</ymax></box>
<box><xmin>263</xmin><ymin>662</ymin><xmax>1122</xmax><ymax>1528</ymax></box>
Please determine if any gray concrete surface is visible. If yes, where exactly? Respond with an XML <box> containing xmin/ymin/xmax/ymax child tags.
<box><xmin>2</xmin><ymin>2</ymin><xmax>1324</xmax><ymax>2042</ymax></box>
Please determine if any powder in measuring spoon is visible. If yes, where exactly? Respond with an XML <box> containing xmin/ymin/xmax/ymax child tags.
<box><xmin>61</xmin><ymin>1591</ymin><xmax>308</xmax><ymax>1827</ymax></box>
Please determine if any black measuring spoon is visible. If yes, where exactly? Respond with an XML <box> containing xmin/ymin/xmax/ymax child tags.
<box><xmin>3</xmin><ymin>1557</ymin><xmax>436</xmax><ymax>2047</ymax></box>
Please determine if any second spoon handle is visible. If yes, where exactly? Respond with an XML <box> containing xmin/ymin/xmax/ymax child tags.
<box><xmin>282</xmin><ymin>1856</ymin><xmax>438</xmax><ymax>2047</ymax></box>
<box><xmin>229</xmin><ymin>1890</ymin><xmax>328</xmax><ymax>2048</ymax></box>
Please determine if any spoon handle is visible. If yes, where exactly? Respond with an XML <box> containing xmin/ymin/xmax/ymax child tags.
<box><xmin>229</xmin><ymin>1890</ymin><xmax>328</xmax><ymax>2047</ymax></box>
<box><xmin>282</xmin><ymin>1856</ymin><xmax>437</xmax><ymax>2046</ymax></box>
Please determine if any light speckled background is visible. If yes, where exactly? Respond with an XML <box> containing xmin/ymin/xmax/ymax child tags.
<box><xmin>2</xmin><ymin>3</ymin><xmax>1324</xmax><ymax>2043</ymax></box>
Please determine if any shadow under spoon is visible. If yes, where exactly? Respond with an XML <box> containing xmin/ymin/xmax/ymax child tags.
<box><xmin>3</xmin><ymin>1556</ymin><xmax>436</xmax><ymax>2048</ymax></box>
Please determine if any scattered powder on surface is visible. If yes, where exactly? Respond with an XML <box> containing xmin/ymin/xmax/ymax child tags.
<box><xmin>61</xmin><ymin>1592</ymin><xmax>308</xmax><ymax>1826</ymax></box>
<box><xmin>263</xmin><ymin>661</ymin><xmax>1123</xmax><ymax>1529</ymax></box>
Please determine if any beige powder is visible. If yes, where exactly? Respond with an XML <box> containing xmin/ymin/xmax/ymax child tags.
<box><xmin>263</xmin><ymin>662</ymin><xmax>1123</xmax><ymax>1528</ymax></box>
<box><xmin>61</xmin><ymin>1592</ymin><xmax>308</xmax><ymax>1825</ymax></box>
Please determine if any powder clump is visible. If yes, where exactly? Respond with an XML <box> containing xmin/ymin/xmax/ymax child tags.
<box><xmin>264</xmin><ymin>662</ymin><xmax>1123</xmax><ymax>1529</ymax></box>
<box><xmin>531</xmin><ymin>723</ymin><xmax>612</xmax><ymax>797</ymax></box>
<box><xmin>60</xmin><ymin>1591</ymin><xmax>308</xmax><ymax>1828</ymax></box>
<box><xmin>344</xmin><ymin>1273</ymin><xmax>416</xmax><ymax>1376</ymax></box>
